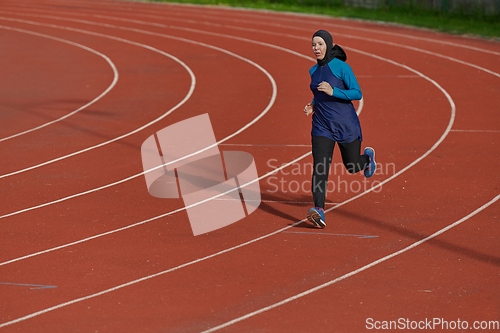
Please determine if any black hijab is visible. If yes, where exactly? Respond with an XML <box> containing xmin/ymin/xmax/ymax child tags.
<box><xmin>312</xmin><ymin>30</ymin><xmax>347</xmax><ymax>66</ymax></box>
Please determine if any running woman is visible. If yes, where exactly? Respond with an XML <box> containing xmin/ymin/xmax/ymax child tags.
<box><xmin>303</xmin><ymin>29</ymin><xmax>376</xmax><ymax>228</ymax></box>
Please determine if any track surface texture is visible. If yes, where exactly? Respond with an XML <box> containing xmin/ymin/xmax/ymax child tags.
<box><xmin>0</xmin><ymin>0</ymin><xmax>499</xmax><ymax>332</ymax></box>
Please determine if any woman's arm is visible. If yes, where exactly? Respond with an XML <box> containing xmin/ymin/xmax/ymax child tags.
<box><xmin>328</xmin><ymin>61</ymin><xmax>362</xmax><ymax>101</ymax></box>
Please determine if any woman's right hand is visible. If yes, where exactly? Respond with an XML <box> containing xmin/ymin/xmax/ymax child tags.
<box><xmin>303</xmin><ymin>103</ymin><xmax>314</xmax><ymax>116</ymax></box>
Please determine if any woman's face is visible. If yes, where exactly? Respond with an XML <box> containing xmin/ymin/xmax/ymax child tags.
<box><xmin>312</xmin><ymin>36</ymin><xmax>327</xmax><ymax>61</ymax></box>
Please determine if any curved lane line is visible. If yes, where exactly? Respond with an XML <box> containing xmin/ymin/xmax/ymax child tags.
<box><xmin>107</xmin><ymin>1</ymin><xmax>500</xmax><ymax>56</ymax></box>
<box><xmin>201</xmin><ymin>194</ymin><xmax>500</xmax><ymax>332</ymax></box>
<box><xmin>0</xmin><ymin>45</ymin><xmax>456</xmax><ymax>327</ymax></box>
<box><xmin>0</xmin><ymin>17</ymin><xmax>279</xmax><ymax>218</ymax></box>
<box><xmin>211</xmin><ymin>5</ymin><xmax>500</xmax><ymax>56</ymax></box>
<box><xmin>335</xmin><ymin>32</ymin><xmax>500</xmax><ymax>78</ymax></box>
<box><xmin>0</xmin><ymin>10</ymin><xmax>311</xmax><ymax>61</ymax></box>
<box><xmin>0</xmin><ymin>7</ymin><xmax>475</xmax><ymax>220</ymax></box>
<box><xmin>4</xmin><ymin>1</ymin><xmax>499</xmax><ymax>56</ymax></box>
<box><xmin>0</xmin><ymin>25</ymin><xmax>119</xmax><ymax>143</ymax></box>
<box><xmin>2</xmin><ymin>11</ymin><xmax>497</xmax><ymax>200</ymax></box>
<box><xmin>0</xmin><ymin>16</ymin><xmax>196</xmax><ymax>180</ymax></box>
<box><xmin>0</xmin><ymin>3</ymin><xmax>495</xmax><ymax>330</ymax></box>
<box><xmin>0</xmin><ymin>8</ymin><xmax>456</xmax><ymax>275</ymax></box>
<box><xmin>200</xmin><ymin>3</ymin><xmax>500</xmax><ymax>56</ymax></box>
<box><xmin>220</xmin><ymin>24</ymin><xmax>500</xmax><ymax>78</ymax></box>
<box><xmin>0</xmin><ymin>20</ymin><xmax>450</xmax><ymax>270</ymax></box>
<box><xmin>4</xmin><ymin>9</ymin><xmax>498</xmax><ymax>78</ymax></box>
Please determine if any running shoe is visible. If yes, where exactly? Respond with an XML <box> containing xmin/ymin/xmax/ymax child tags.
<box><xmin>307</xmin><ymin>207</ymin><xmax>326</xmax><ymax>228</ymax></box>
<box><xmin>364</xmin><ymin>147</ymin><xmax>376</xmax><ymax>178</ymax></box>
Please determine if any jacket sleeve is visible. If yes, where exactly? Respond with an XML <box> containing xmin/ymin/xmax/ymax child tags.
<box><xmin>329</xmin><ymin>61</ymin><xmax>362</xmax><ymax>101</ymax></box>
<box><xmin>309</xmin><ymin>65</ymin><xmax>317</xmax><ymax>105</ymax></box>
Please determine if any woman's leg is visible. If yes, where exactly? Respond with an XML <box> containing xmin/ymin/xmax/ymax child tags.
<box><xmin>338</xmin><ymin>137</ymin><xmax>370</xmax><ymax>174</ymax></box>
<box><xmin>311</xmin><ymin>135</ymin><xmax>335</xmax><ymax>209</ymax></box>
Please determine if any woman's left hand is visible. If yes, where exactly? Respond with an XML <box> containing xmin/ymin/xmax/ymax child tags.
<box><xmin>303</xmin><ymin>102</ymin><xmax>314</xmax><ymax>116</ymax></box>
<box><xmin>318</xmin><ymin>81</ymin><xmax>333</xmax><ymax>96</ymax></box>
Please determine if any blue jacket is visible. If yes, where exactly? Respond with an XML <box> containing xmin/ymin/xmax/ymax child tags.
<box><xmin>310</xmin><ymin>58</ymin><xmax>363</xmax><ymax>143</ymax></box>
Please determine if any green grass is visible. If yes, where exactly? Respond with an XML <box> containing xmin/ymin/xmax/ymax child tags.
<box><xmin>146</xmin><ymin>0</ymin><xmax>500</xmax><ymax>39</ymax></box>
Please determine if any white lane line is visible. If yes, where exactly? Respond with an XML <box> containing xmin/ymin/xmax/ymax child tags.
<box><xmin>0</xmin><ymin>149</ymin><xmax>330</xmax><ymax>266</ymax></box>
<box><xmin>0</xmin><ymin>16</ymin><xmax>277</xmax><ymax>219</ymax></box>
<box><xmin>357</xmin><ymin>75</ymin><xmax>421</xmax><ymax>78</ymax></box>
<box><xmin>201</xmin><ymin>194</ymin><xmax>500</xmax><ymax>332</ymax></box>
<box><xmin>0</xmin><ymin>126</ymin><xmax>314</xmax><ymax>266</ymax></box>
<box><xmin>0</xmin><ymin>16</ymin><xmax>196</xmax><ymax>180</ymax></box>
<box><xmin>0</xmin><ymin>148</ymin><xmax>343</xmax><ymax>329</ymax></box>
<box><xmin>0</xmin><ymin>152</ymin><xmax>308</xmax><ymax>268</ymax></box>
<box><xmin>0</xmin><ymin>0</ymin><xmax>452</xmax><ymax>258</ymax></box>
<box><xmin>451</xmin><ymin>129</ymin><xmax>500</xmax><ymax>133</ymax></box>
<box><xmin>323</xmin><ymin>46</ymin><xmax>456</xmax><ymax>212</ymax></box>
<box><xmin>339</xmin><ymin>32</ymin><xmax>500</xmax><ymax>79</ymax></box>
<box><xmin>0</xmin><ymin>20</ymin><xmax>450</xmax><ymax>271</ymax></box>
<box><xmin>147</xmin><ymin>1</ymin><xmax>500</xmax><ymax>56</ymax></box>
<box><xmin>0</xmin><ymin>5</ymin><xmax>458</xmax><ymax>328</ymax></box>
<box><xmin>0</xmin><ymin>25</ymin><xmax>118</xmax><ymax>143</ymax></box>
<box><xmin>0</xmin><ymin>44</ymin><xmax>455</xmax><ymax>328</ymax></box>
<box><xmin>24</xmin><ymin>3</ymin><xmax>500</xmax><ymax>223</ymax></box>
<box><xmin>0</xmin><ymin>4</ymin><xmax>496</xmax><ymax>330</ymax></box>
<box><xmin>13</xmin><ymin>7</ymin><xmax>499</xmax><ymax>79</ymax></box>
<box><xmin>221</xmin><ymin>24</ymin><xmax>500</xmax><ymax>79</ymax></box>
<box><xmin>22</xmin><ymin>5</ymin><xmax>497</xmax><ymax>80</ymax></box>
<box><xmin>11</xmin><ymin>0</ymin><xmax>499</xmax><ymax>57</ymax></box>
<box><xmin>220</xmin><ymin>144</ymin><xmax>310</xmax><ymax>147</ymax></box>
<box><xmin>0</xmin><ymin>9</ymin><xmax>314</xmax><ymax>62</ymax></box>
<box><xmin>0</xmin><ymin>30</ymin><xmax>342</xmax><ymax>264</ymax></box>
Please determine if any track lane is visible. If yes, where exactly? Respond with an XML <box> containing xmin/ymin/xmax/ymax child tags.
<box><xmin>0</xmin><ymin>42</ymin><xmax>456</xmax><ymax>332</ymax></box>
<box><xmin>1</xmin><ymin>1</ymin><xmax>498</xmax><ymax>330</ymax></box>
<box><xmin>0</xmin><ymin>25</ymin><xmax>118</xmax><ymax>143</ymax></box>
<box><xmin>0</xmin><ymin>5</ymin><xmax>454</xmax><ymax>260</ymax></box>
<box><xmin>203</xmin><ymin>195</ymin><xmax>500</xmax><ymax>332</ymax></box>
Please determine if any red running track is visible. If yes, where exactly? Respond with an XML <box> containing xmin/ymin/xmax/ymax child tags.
<box><xmin>0</xmin><ymin>0</ymin><xmax>499</xmax><ymax>331</ymax></box>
